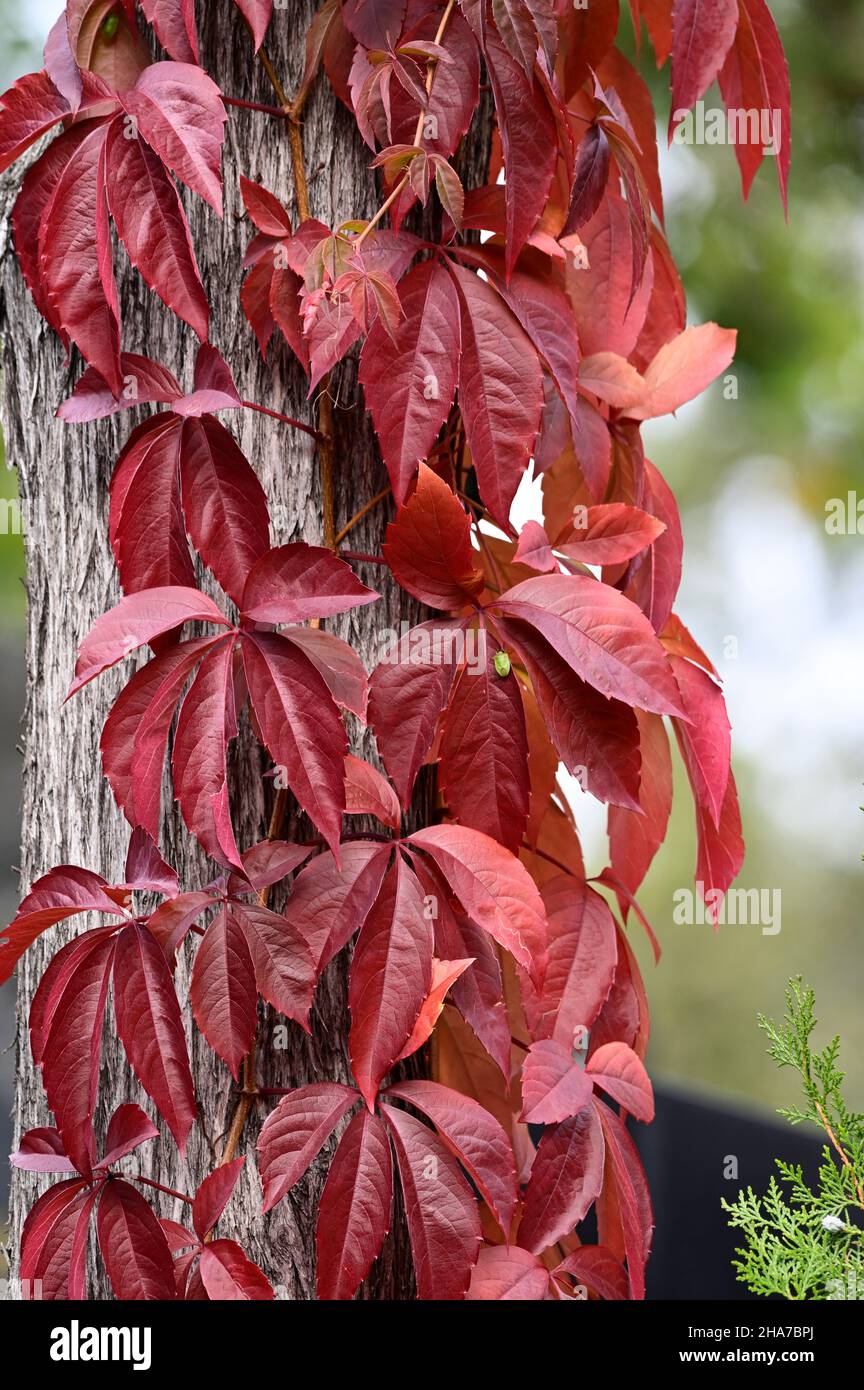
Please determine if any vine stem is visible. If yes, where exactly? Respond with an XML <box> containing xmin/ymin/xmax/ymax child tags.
<box><xmin>219</xmin><ymin>788</ymin><xmax>289</xmax><ymax>1167</ymax></box>
<box><xmin>242</xmin><ymin>399</ymin><xmax>323</xmax><ymax>441</ymax></box>
<box><xmin>355</xmin><ymin>0</ymin><xmax>457</xmax><ymax>249</ymax></box>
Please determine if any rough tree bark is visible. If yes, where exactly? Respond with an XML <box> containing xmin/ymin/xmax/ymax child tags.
<box><xmin>0</xmin><ymin>4</ymin><xmax>491</xmax><ymax>1298</ymax></box>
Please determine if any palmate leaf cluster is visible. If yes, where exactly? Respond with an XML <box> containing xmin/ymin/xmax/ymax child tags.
<box><xmin>722</xmin><ymin>978</ymin><xmax>864</xmax><ymax>1299</ymax></box>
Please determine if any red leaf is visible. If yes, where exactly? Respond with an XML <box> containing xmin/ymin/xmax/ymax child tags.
<box><xmin>467</xmin><ymin>1243</ymin><xmax>549</xmax><ymax>1300</ymax></box>
<box><xmin>44</xmin><ymin>15</ymin><xmax>83</xmax><ymax>112</ymax></box>
<box><xmin>112</xmin><ymin>922</ymin><xmax>197</xmax><ymax>1152</ymax></box>
<box><xmin>669</xmin><ymin>0</ymin><xmax>738</xmax><ymax>137</ymax></box>
<box><xmin>520</xmin><ymin>1039</ymin><xmax>594</xmax><ymax>1124</ymax></box>
<box><xmin>276</xmin><ymin>628</ymin><xmax>365</xmax><ymax>721</ymax></box>
<box><xmin>381</xmin><ymin>1103</ymin><xmax>482</xmax><ymax>1299</ymax></box>
<box><xmin>192</xmin><ymin>1157</ymin><xmax>244</xmax><ymax>1241</ymax></box>
<box><xmin>407</xmin><ymin>823</ymin><xmax>547</xmax><ymax>981</ymax></box>
<box><xmin>395</xmin><ymin>958</ymin><xmax>474</xmax><ymax>1061</ymax></box>
<box><xmin>20</xmin><ymin>1180</ymin><xmax>91</xmax><ymax>1300</ymax></box>
<box><xmin>241</xmin><ymin>543</ymin><xmax>378</xmax><ymax>623</ymax></box>
<box><xmin>199</xmin><ymin>1238</ymin><xmax>275</xmax><ymax>1299</ymax></box>
<box><xmin>123</xmin><ymin>826</ymin><xmax>179</xmax><ymax>896</ymax></box>
<box><xmin>123</xmin><ymin>62</ymin><xmax>226</xmax><ymax>214</ymax></box>
<box><xmin>240</xmin><ymin>175</ymin><xmax>292</xmax><ymax>236</ymax></box>
<box><xmin>233</xmin><ymin>0</ymin><xmax>274</xmax><ymax>51</ymax></box>
<box><xmin>101</xmin><ymin>636</ymin><xmax>218</xmax><ymax>838</ymax></box>
<box><xmin>234</xmin><ymin>901</ymin><xmax>317</xmax><ymax>1027</ymax></box>
<box><xmin>594</xmin><ymin>1099</ymin><xmax>653</xmax><ymax>1298</ymax></box>
<box><xmin>242</xmin><ymin>632</ymin><xmax>347</xmax><ymax>856</ymax></box>
<box><xmin>343</xmin><ymin>0</ymin><xmax>407</xmax><ymax>47</ymax></box>
<box><xmin>316</xmin><ymin>1109</ymin><xmax>393</xmax><ymax>1299</ymax></box>
<box><xmin>491</xmin><ymin>573</ymin><xmax>685</xmax><ymax>716</ymax></box>
<box><xmin>190</xmin><ymin>907</ymin><xmax>257</xmax><ymax>1077</ymax></box>
<box><xmin>718</xmin><ymin>0</ymin><xmax>790</xmax><ymax>211</ymax></box>
<box><xmin>283</xmin><ymin>841</ymin><xmax>390</xmax><ymax>972</ymax></box>
<box><xmin>554</xmin><ymin>1244</ymin><xmax>629</xmax><ymax>1300</ymax></box>
<box><xmin>564</xmin><ymin>123</ymin><xmax>611</xmax><ymax>234</ymax></box>
<box><xmin>608</xmin><ymin>710</ymin><xmax>672</xmax><ymax>898</ymax></box>
<box><xmin>534</xmin><ymin>876</ymin><xmax>618</xmax><ymax>1046</ymax></box>
<box><xmin>360</xmin><ymin>262</ymin><xmax>461</xmax><ymax>504</ymax></box>
<box><xmin>565</xmin><ymin>191</ymin><xmax>653</xmax><ymax>358</ymax></box>
<box><xmin>384</xmin><ymin>466</ymin><xmax>484</xmax><ymax>610</ymax></box>
<box><xmin>439</xmin><ymin>647</ymin><xmax>530</xmax><ymax>852</ymax></box>
<box><xmin>625</xmin><ymin>323</ymin><xmax>736</xmax><ymax>419</ymax></box>
<box><xmin>1</xmin><ymin>864</ymin><xmax>125</xmax><ymax>985</ymax></box>
<box><xmin>483</xmin><ymin>28</ymin><xmax>558</xmax><ymax>276</ymax></box>
<box><xmin>271</xmin><ymin>263</ymin><xmax>310</xmax><ymax>368</ymax></box>
<box><xmin>492</xmin><ymin>0</ymin><xmax>558</xmax><ymax>75</ymax></box>
<box><xmin>518</xmin><ymin>1105</ymin><xmax>605</xmax><ymax>1254</ymax></box>
<box><xmin>241</xmin><ymin>256</ymin><xmax>276</xmax><ymax>357</ymax></box>
<box><xmin>423</xmin><ymin>866</ymin><xmax>510</xmax><ymax>1076</ymax></box>
<box><xmin>495</xmin><ymin>265</ymin><xmax>583</xmax><ymax>439</ymax></box>
<box><xmin>514</xmin><ymin>520</ymin><xmax>557</xmax><ymax>573</ymax></box>
<box><xmin>385</xmin><ymin>1079</ymin><xmax>517</xmax><ymax>1234</ymax></box>
<box><xmin>96</xmin><ymin>1178</ymin><xmax>176</xmax><ymax>1300</ymax></box>
<box><xmin>13</xmin><ymin>121</ymin><xmax>96</xmax><ymax>342</ymax></box>
<box><xmin>695</xmin><ymin>770</ymin><xmax>745</xmax><ymax>913</ymax></box>
<box><xmin>70</xmin><ymin>586</ymin><xmax>229</xmax><ymax>696</ymax></box>
<box><xmin>0</xmin><ymin>69</ymin><xmax>71</xmax><ymax>174</ymax></box>
<box><xmin>100</xmin><ymin>1104</ymin><xmax>160</xmax><ymax>1168</ymax></box>
<box><xmin>140</xmin><ymin>0</ymin><xmax>200</xmax><ymax>64</ymax></box>
<box><xmin>449</xmin><ymin>263</ymin><xmax>542</xmax><ymax>527</ymax></box>
<box><xmin>257</xmin><ymin>1083</ymin><xmax>357</xmax><ymax>1211</ymax></box>
<box><xmin>109</xmin><ymin>416</ymin><xmax>191</xmax><ymax>594</ymax></box>
<box><xmin>349</xmin><ymin>855</ymin><xmax>433</xmax><ymax>1108</ymax></box>
<box><xmin>369</xmin><ymin>619</ymin><xmax>461</xmax><ymax>806</ymax></box>
<box><xmin>558</xmin><ymin>503</ymin><xmax>666</xmax><ymax>566</ymax></box>
<box><xmin>148</xmin><ymin>890</ymin><xmax>216</xmax><ymax>966</ymax></box>
<box><xmin>40</xmin><ymin>123</ymin><xmax>122</xmax><ymax>396</ymax></box>
<box><xmin>343</xmin><ymin>754</ymin><xmax>401</xmax><ymax>830</ymax></box>
<box><xmin>622</xmin><ymin>459</ymin><xmax>683</xmax><ymax>634</ymax></box>
<box><xmin>173</xmin><ymin>639</ymin><xmax>242</xmax><ymax>865</ymax></box>
<box><xmin>179</xmin><ymin>416</ymin><xmax>270</xmax><ymax>606</ymax></box>
<box><xmin>230</xmin><ymin>839</ymin><xmax>313</xmax><ymax>895</ymax></box>
<box><xmin>498</xmin><ymin>618</ymin><xmax>642</xmax><ymax>810</ymax></box>
<box><xmin>105</xmin><ymin>117</ymin><xmax>209</xmax><ymax>339</ymax></box>
<box><xmin>670</xmin><ymin>656</ymin><xmax>731</xmax><ymax>827</ymax></box>
<box><xmin>41</xmin><ymin>932</ymin><xmax>117</xmax><ymax>1172</ymax></box>
<box><xmin>29</xmin><ymin>925</ymin><xmax>119</xmax><ymax>1068</ymax></box>
<box><xmin>11</xmin><ymin>1128</ymin><xmax>76</xmax><ymax>1174</ymax></box>
<box><xmin>586</xmin><ymin>1041</ymin><xmax>654</xmax><ymax>1122</ymax></box>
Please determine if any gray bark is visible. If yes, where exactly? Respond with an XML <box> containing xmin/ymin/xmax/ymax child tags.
<box><xmin>0</xmin><ymin>4</ymin><xmax>490</xmax><ymax>1299</ymax></box>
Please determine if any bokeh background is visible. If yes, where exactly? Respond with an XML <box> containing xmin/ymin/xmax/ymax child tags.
<box><xmin>0</xmin><ymin>0</ymin><xmax>861</xmax><ymax>1283</ymax></box>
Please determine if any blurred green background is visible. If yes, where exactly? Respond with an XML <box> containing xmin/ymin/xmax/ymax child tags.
<box><xmin>0</xmin><ymin>0</ymin><xmax>860</xmax><ymax>1154</ymax></box>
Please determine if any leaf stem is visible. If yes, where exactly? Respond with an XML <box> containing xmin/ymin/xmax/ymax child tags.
<box><xmin>131</xmin><ymin>1174</ymin><xmax>193</xmax><ymax>1205</ymax></box>
<box><xmin>242</xmin><ymin>399</ymin><xmax>323</xmax><ymax>441</ymax></box>
<box><xmin>224</xmin><ymin>94</ymin><xmax>288</xmax><ymax>118</ymax></box>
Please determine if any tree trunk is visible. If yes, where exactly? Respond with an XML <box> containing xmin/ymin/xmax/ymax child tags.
<box><xmin>0</xmin><ymin>5</ymin><xmax>491</xmax><ymax>1299</ymax></box>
